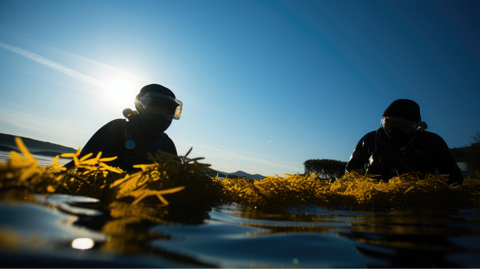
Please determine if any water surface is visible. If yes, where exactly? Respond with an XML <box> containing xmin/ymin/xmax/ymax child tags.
<box><xmin>1</xmin><ymin>153</ymin><xmax>480</xmax><ymax>267</ymax></box>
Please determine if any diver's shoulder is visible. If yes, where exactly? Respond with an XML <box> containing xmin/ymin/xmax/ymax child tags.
<box><xmin>106</xmin><ymin>118</ymin><xmax>127</xmax><ymax>124</ymax></box>
<box><xmin>161</xmin><ymin>132</ymin><xmax>174</xmax><ymax>142</ymax></box>
<box><xmin>102</xmin><ymin>118</ymin><xmax>127</xmax><ymax>128</ymax></box>
<box><xmin>361</xmin><ymin>130</ymin><xmax>379</xmax><ymax>140</ymax></box>
<box><xmin>93</xmin><ymin>118</ymin><xmax>127</xmax><ymax>134</ymax></box>
<box><xmin>420</xmin><ymin>131</ymin><xmax>448</xmax><ymax>145</ymax></box>
<box><xmin>422</xmin><ymin>131</ymin><xmax>444</xmax><ymax>140</ymax></box>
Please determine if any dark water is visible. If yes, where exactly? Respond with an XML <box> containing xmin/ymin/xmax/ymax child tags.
<box><xmin>1</xmin><ymin>153</ymin><xmax>480</xmax><ymax>267</ymax></box>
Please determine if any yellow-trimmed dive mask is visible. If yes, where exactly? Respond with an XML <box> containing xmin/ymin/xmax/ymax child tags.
<box><xmin>139</xmin><ymin>92</ymin><xmax>183</xmax><ymax>120</ymax></box>
<box><xmin>381</xmin><ymin>116</ymin><xmax>418</xmax><ymax>134</ymax></box>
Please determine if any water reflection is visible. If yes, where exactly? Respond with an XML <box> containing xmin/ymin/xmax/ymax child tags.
<box><xmin>1</xmin><ymin>195</ymin><xmax>480</xmax><ymax>267</ymax></box>
<box><xmin>214</xmin><ymin>204</ymin><xmax>480</xmax><ymax>267</ymax></box>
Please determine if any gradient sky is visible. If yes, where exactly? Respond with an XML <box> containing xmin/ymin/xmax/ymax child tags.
<box><xmin>0</xmin><ymin>0</ymin><xmax>479</xmax><ymax>176</ymax></box>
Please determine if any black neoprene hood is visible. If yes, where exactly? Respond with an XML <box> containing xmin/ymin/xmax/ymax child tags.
<box><xmin>383</xmin><ymin>99</ymin><xmax>421</xmax><ymax>122</ymax></box>
<box><xmin>135</xmin><ymin>84</ymin><xmax>176</xmax><ymax>101</ymax></box>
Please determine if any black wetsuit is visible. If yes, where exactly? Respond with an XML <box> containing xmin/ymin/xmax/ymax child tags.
<box><xmin>345</xmin><ymin>128</ymin><xmax>463</xmax><ymax>184</ymax></box>
<box><xmin>64</xmin><ymin>114</ymin><xmax>177</xmax><ymax>172</ymax></box>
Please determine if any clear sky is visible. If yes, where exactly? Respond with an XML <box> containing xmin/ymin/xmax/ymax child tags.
<box><xmin>0</xmin><ymin>0</ymin><xmax>479</xmax><ymax>176</ymax></box>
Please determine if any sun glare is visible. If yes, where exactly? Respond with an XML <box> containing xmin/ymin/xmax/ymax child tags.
<box><xmin>103</xmin><ymin>75</ymin><xmax>144</xmax><ymax>114</ymax></box>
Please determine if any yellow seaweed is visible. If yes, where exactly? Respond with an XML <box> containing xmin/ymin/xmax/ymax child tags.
<box><xmin>1</xmin><ymin>137</ymin><xmax>479</xmax><ymax>212</ymax></box>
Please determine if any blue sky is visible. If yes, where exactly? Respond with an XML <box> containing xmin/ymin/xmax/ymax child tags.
<box><xmin>0</xmin><ymin>0</ymin><xmax>479</xmax><ymax>176</ymax></box>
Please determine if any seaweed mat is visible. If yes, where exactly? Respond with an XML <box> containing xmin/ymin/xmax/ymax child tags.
<box><xmin>1</xmin><ymin>137</ymin><xmax>480</xmax><ymax>212</ymax></box>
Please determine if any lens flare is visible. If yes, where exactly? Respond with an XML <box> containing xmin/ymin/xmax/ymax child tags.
<box><xmin>71</xmin><ymin>238</ymin><xmax>94</xmax><ymax>250</ymax></box>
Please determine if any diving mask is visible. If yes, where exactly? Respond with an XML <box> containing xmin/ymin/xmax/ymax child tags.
<box><xmin>381</xmin><ymin>116</ymin><xmax>418</xmax><ymax>134</ymax></box>
<box><xmin>139</xmin><ymin>92</ymin><xmax>183</xmax><ymax>120</ymax></box>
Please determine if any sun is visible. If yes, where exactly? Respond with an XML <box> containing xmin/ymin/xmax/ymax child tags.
<box><xmin>102</xmin><ymin>74</ymin><xmax>145</xmax><ymax>114</ymax></box>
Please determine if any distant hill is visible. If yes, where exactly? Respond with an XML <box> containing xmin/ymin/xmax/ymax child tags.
<box><xmin>0</xmin><ymin>134</ymin><xmax>267</xmax><ymax>178</ymax></box>
<box><xmin>0</xmin><ymin>133</ymin><xmax>77</xmax><ymax>156</ymax></box>
<box><xmin>214</xmin><ymin>170</ymin><xmax>265</xmax><ymax>180</ymax></box>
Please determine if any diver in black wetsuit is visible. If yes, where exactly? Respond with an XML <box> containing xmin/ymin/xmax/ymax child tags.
<box><xmin>64</xmin><ymin>84</ymin><xmax>182</xmax><ymax>172</ymax></box>
<box><xmin>345</xmin><ymin>99</ymin><xmax>463</xmax><ymax>184</ymax></box>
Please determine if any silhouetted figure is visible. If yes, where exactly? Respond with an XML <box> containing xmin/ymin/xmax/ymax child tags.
<box><xmin>65</xmin><ymin>84</ymin><xmax>181</xmax><ymax>172</ymax></box>
<box><xmin>345</xmin><ymin>99</ymin><xmax>463</xmax><ymax>184</ymax></box>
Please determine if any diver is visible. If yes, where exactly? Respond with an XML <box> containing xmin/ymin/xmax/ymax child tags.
<box><xmin>64</xmin><ymin>84</ymin><xmax>181</xmax><ymax>172</ymax></box>
<box><xmin>345</xmin><ymin>99</ymin><xmax>463</xmax><ymax>184</ymax></box>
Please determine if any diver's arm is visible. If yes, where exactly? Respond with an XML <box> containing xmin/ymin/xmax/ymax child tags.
<box><xmin>345</xmin><ymin>132</ymin><xmax>375</xmax><ymax>172</ymax></box>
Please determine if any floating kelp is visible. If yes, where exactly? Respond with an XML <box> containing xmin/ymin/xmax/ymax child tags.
<box><xmin>219</xmin><ymin>170</ymin><xmax>480</xmax><ymax>211</ymax></box>
<box><xmin>1</xmin><ymin>137</ymin><xmax>479</xmax><ymax>212</ymax></box>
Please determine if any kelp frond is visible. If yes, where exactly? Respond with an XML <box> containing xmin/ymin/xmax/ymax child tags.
<box><xmin>1</xmin><ymin>137</ymin><xmax>480</xmax><ymax>212</ymax></box>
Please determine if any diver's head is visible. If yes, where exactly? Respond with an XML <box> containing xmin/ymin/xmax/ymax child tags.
<box><xmin>135</xmin><ymin>84</ymin><xmax>182</xmax><ymax>134</ymax></box>
<box><xmin>381</xmin><ymin>99</ymin><xmax>420</xmax><ymax>143</ymax></box>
